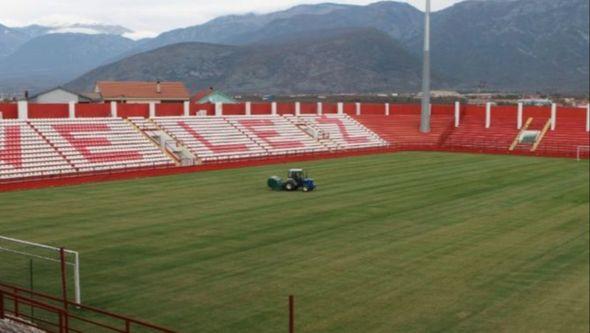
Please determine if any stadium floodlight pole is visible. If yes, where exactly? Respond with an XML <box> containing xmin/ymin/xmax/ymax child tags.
<box><xmin>420</xmin><ymin>0</ymin><xmax>432</xmax><ymax>133</ymax></box>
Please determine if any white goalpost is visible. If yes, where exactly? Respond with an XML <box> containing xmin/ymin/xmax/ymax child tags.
<box><xmin>576</xmin><ymin>146</ymin><xmax>590</xmax><ymax>161</ymax></box>
<box><xmin>0</xmin><ymin>235</ymin><xmax>81</xmax><ymax>304</ymax></box>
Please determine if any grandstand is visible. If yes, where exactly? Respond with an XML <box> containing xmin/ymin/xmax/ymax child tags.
<box><xmin>1</xmin><ymin>101</ymin><xmax>589</xmax><ymax>188</ymax></box>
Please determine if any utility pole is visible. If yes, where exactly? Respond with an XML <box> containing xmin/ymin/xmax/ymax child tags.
<box><xmin>420</xmin><ymin>0</ymin><xmax>432</xmax><ymax>133</ymax></box>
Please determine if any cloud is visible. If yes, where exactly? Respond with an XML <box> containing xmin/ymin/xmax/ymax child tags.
<box><xmin>30</xmin><ymin>14</ymin><xmax>101</xmax><ymax>27</ymax></box>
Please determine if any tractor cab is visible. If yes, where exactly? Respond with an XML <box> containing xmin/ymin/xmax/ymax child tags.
<box><xmin>286</xmin><ymin>168</ymin><xmax>315</xmax><ymax>192</ymax></box>
<box><xmin>288</xmin><ymin>169</ymin><xmax>305</xmax><ymax>184</ymax></box>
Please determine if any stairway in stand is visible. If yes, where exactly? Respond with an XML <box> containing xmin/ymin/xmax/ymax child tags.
<box><xmin>511</xmin><ymin>118</ymin><xmax>550</xmax><ymax>152</ymax></box>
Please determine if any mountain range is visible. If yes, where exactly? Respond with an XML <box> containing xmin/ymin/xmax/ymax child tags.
<box><xmin>68</xmin><ymin>28</ymin><xmax>441</xmax><ymax>94</ymax></box>
<box><xmin>1</xmin><ymin>0</ymin><xmax>588</xmax><ymax>96</ymax></box>
<box><xmin>0</xmin><ymin>23</ymin><xmax>137</xmax><ymax>94</ymax></box>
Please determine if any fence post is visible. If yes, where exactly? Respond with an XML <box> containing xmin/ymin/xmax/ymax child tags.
<box><xmin>64</xmin><ymin>313</ymin><xmax>69</xmax><ymax>333</ymax></box>
<box><xmin>295</xmin><ymin>102</ymin><xmax>301</xmax><ymax>116</ymax></box>
<box><xmin>289</xmin><ymin>295</ymin><xmax>294</xmax><ymax>333</ymax></box>
<box><xmin>485</xmin><ymin>102</ymin><xmax>492</xmax><ymax>129</ymax></box>
<box><xmin>0</xmin><ymin>290</ymin><xmax>4</xmax><ymax>319</ymax></box>
<box><xmin>337</xmin><ymin>102</ymin><xmax>344</xmax><ymax>115</ymax></box>
<box><xmin>110</xmin><ymin>102</ymin><xmax>117</xmax><ymax>118</ymax></box>
<box><xmin>355</xmin><ymin>102</ymin><xmax>361</xmax><ymax>116</ymax></box>
<box><xmin>30</xmin><ymin>258</ymin><xmax>35</xmax><ymax>319</ymax></box>
<box><xmin>586</xmin><ymin>104</ymin><xmax>589</xmax><ymax>132</ymax></box>
<box><xmin>14</xmin><ymin>290</ymin><xmax>19</xmax><ymax>317</ymax></box>
<box><xmin>317</xmin><ymin>102</ymin><xmax>323</xmax><ymax>115</ymax></box>
<box><xmin>517</xmin><ymin>103</ymin><xmax>523</xmax><ymax>129</ymax></box>
<box><xmin>68</xmin><ymin>102</ymin><xmax>75</xmax><ymax>119</ymax></box>
<box><xmin>385</xmin><ymin>103</ymin><xmax>390</xmax><ymax>116</ymax></box>
<box><xmin>17</xmin><ymin>100</ymin><xmax>28</xmax><ymax>120</ymax></box>
<box><xmin>272</xmin><ymin>102</ymin><xmax>277</xmax><ymax>116</ymax></box>
<box><xmin>60</xmin><ymin>247</ymin><xmax>68</xmax><ymax>311</ymax></box>
<box><xmin>550</xmin><ymin>103</ymin><xmax>557</xmax><ymax>131</ymax></box>
<box><xmin>58</xmin><ymin>312</ymin><xmax>64</xmax><ymax>333</ymax></box>
<box><xmin>454</xmin><ymin>101</ymin><xmax>460</xmax><ymax>127</ymax></box>
<box><xmin>215</xmin><ymin>103</ymin><xmax>223</xmax><ymax>116</ymax></box>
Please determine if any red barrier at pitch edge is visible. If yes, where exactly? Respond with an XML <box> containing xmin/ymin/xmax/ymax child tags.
<box><xmin>0</xmin><ymin>148</ymin><xmax>395</xmax><ymax>192</ymax></box>
<box><xmin>2</xmin><ymin>143</ymin><xmax>587</xmax><ymax>193</ymax></box>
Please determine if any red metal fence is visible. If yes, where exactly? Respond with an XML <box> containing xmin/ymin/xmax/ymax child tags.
<box><xmin>0</xmin><ymin>282</ymin><xmax>175</xmax><ymax>333</ymax></box>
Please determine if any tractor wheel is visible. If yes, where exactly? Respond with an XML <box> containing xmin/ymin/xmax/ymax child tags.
<box><xmin>285</xmin><ymin>181</ymin><xmax>296</xmax><ymax>191</ymax></box>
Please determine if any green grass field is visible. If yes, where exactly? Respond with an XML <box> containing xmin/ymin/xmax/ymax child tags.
<box><xmin>1</xmin><ymin>152</ymin><xmax>588</xmax><ymax>333</ymax></box>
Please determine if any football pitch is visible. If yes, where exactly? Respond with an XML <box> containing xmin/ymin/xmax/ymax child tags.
<box><xmin>1</xmin><ymin>152</ymin><xmax>588</xmax><ymax>332</ymax></box>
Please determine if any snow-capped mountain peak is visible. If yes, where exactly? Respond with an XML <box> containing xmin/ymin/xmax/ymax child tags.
<box><xmin>46</xmin><ymin>23</ymin><xmax>133</xmax><ymax>36</ymax></box>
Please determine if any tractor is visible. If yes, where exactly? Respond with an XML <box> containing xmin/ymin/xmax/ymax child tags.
<box><xmin>267</xmin><ymin>169</ymin><xmax>316</xmax><ymax>192</ymax></box>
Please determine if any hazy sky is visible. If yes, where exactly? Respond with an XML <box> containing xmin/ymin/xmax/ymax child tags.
<box><xmin>1</xmin><ymin>0</ymin><xmax>464</xmax><ymax>38</ymax></box>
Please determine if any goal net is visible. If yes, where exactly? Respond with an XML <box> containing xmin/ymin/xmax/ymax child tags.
<box><xmin>0</xmin><ymin>235</ymin><xmax>81</xmax><ymax>304</ymax></box>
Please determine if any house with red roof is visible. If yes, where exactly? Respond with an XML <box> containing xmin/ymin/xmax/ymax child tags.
<box><xmin>94</xmin><ymin>81</ymin><xmax>190</xmax><ymax>104</ymax></box>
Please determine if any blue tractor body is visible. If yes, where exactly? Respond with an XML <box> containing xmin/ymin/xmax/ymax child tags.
<box><xmin>302</xmin><ymin>178</ymin><xmax>316</xmax><ymax>191</ymax></box>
